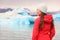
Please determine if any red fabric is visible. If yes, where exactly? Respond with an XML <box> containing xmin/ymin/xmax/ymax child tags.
<box><xmin>32</xmin><ymin>14</ymin><xmax>55</xmax><ymax>40</ymax></box>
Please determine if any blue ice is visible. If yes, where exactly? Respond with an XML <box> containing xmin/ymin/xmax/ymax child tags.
<box><xmin>53</xmin><ymin>14</ymin><xmax>60</xmax><ymax>21</ymax></box>
<box><xmin>0</xmin><ymin>8</ymin><xmax>34</xmax><ymax>28</ymax></box>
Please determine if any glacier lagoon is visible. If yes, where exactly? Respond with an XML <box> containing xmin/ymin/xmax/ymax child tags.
<box><xmin>0</xmin><ymin>8</ymin><xmax>60</xmax><ymax>40</ymax></box>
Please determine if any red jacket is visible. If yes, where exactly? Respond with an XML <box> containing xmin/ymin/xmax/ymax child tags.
<box><xmin>32</xmin><ymin>14</ymin><xmax>55</xmax><ymax>40</ymax></box>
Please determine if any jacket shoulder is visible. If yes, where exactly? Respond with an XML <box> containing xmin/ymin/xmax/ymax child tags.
<box><xmin>45</xmin><ymin>14</ymin><xmax>52</xmax><ymax>17</ymax></box>
<box><xmin>44</xmin><ymin>14</ymin><xmax>53</xmax><ymax>23</ymax></box>
<box><xmin>44</xmin><ymin>14</ymin><xmax>52</xmax><ymax>18</ymax></box>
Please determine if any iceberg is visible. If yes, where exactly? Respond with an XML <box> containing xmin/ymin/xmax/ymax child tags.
<box><xmin>53</xmin><ymin>14</ymin><xmax>60</xmax><ymax>21</ymax></box>
<box><xmin>0</xmin><ymin>8</ymin><xmax>35</xmax><ymax>27</ymax></box>
<box><xmin>17</xmin><ymin>8</ymin><xmax>34</xmax><ymax>25</ymax></box>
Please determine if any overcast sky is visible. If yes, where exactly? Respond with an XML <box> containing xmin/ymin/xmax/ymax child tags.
<box><xmin>0</xmin><ymin>0</ymin><xmax>60</xmax><ymax>12</ymax></box>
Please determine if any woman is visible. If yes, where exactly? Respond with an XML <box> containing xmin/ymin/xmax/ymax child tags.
<box><xmin>32</xmin><ymin>4</ymin><xmax>55</xmax><ymax>40</ymax></box>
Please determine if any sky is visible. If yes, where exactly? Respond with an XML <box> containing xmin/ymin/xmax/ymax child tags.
<box><xmin>0</xmin><ymin>0</ymin><xmax>60</xmax><ymax>12</ymax></box>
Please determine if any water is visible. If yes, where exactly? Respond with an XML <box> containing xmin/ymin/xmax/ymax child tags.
<box><xmin>0</xmin><ymin>14</ymin><xmax>60</xmax><ymax>40</ymax></box>
<box><xmin>53</xmin><ymin>21</ymin><xmax>60</xmax><ymax>40</ymax></box>
<box><xmin>0</xmin><ymin>18</ymin><xmax>34</xmax><ymax>40</ymax></box>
